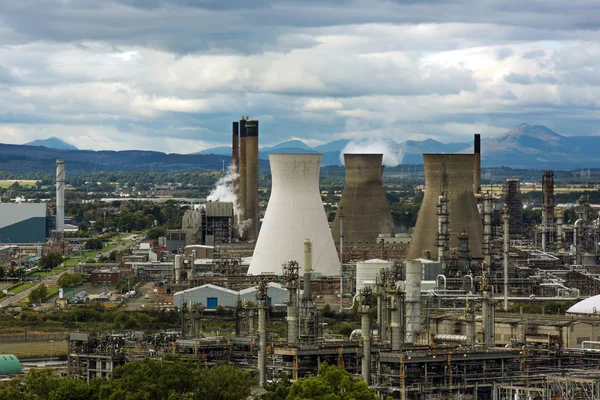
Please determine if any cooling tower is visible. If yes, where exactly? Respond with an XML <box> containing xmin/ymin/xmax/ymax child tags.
<box><xmin>55</xmin><ymin>159</ymin><xmax>65</xmax><ymax>236</ymax></box>
<box><xmin>245</xmin><ymin>120</ymin><xmax>259</xmax><ymax>241</ymax></box>
<box><xmin>331</xmin><ymin>154</ymin><xmax>395</xmax><ymax>245</ymax></box>
<box><xmin>248</xmin><ymin>154</ymin><xmax>340</xmax><ymax>276</ymax></box>
<box><xmin>407</xmin><ymin>154</ymin><xmax>483</xmax><ymax>260</ymax></box>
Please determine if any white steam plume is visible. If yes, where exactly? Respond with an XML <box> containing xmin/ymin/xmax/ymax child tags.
<box><xmin>206</xmin><ymin>165</ymin><xmax>251</xmax><ymax>236</ymax></box>
<box><xmin>340</xmin><ymin>140</ymin><xmax>404</xmax><ymax>166</ymax></box>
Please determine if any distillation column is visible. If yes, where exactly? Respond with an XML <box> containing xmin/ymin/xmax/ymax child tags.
<box><xmin>437</xmin><ymin>193</ymin><xmax>449</xmax><ymax>271</ymax></box>
<box><xmin>361</xmin><ymin>287</ymin><xmax>373</xmax><ymax>385</ymax></box>
<box><xmin>482</xmin><ymin>192</ymin><xmax>492</xmax><ymax>266</ymax></box>
<box><xmin>556</xmin><ymin>211</ymin><xmax>563</xmax><ymax>252</ymax></box>
<box><xmin>256</xmin><ymin>281</ymin><xmax>268</xmax><ymax>386</ymax></box>
<box><xmin>284</xmin><ymin>261</ymin><xmax>299</xmax><ymax>346</ymax></box>
<box><xmin>405</xmin><ymin>260</ymin><xmax>422</xmax><ymax>344</ymax></box>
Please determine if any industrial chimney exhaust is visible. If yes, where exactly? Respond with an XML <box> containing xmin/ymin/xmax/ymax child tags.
<box><xmin>55</xmin><ymin>159</ymin><xmax>65</xmax><ymax>238</ymax></box>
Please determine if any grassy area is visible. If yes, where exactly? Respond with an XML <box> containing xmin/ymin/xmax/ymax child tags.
<box><xmin>0</xmin><ymin>341</ymin><xmax>67</xmax><ymax>358</ymax></box>
<box><xmin>13</xmin><ymin>282</ymin><xmax>37</xmax><ymax>295</ymax></box>
<box><xmin>32</xmin><ymin>267</ymin><xmax>66</xmax><ymax>278</ymax></box>
<box><xmin>0</xmin><ymin>179</ymin><xmax>38</xmax><ymax>188</ymax></box>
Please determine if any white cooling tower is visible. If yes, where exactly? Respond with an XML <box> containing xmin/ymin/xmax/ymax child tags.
<box><xmin>248</xmin><ymin>154</ymin><xmax>340</xmax><ymax>276</ymax></box>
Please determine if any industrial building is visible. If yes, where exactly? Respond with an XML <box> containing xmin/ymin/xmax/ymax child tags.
<box><xmin>0</xmin><ymin>203</ymin><xmax>48</xmax><ymax>243</ymax></box>
<box><xmin>173</xmin><ymin>282</ymin><xmax>288</xmax><ymax>309</ymax></box>
<box><xmin>502</xmin><ymin>178</ymin><xmax>523</xmax><ymax>234</ymax></box>
<box><xmin>181</xmin><ymin>202</ymin><xmax>234</xmax><ymax>246</ymax></box>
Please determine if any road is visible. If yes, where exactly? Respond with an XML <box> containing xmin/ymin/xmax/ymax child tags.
<box><xmin>0</xmin><ymin>270</ymin><xmax>69</xmax><ymax>308</ymax></box>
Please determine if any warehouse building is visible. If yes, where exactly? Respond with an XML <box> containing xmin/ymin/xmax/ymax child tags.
<box><xmin>174</xmin><ymin>282</ymin><xmax>288</xmax><ymax>309</ymax></box>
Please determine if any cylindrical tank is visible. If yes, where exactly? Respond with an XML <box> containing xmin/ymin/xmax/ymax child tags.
<box><xmin>332</xmin><ymin>154</ymin><xmax>395</xmax><ymax>246</ymax></box>
<box><xmin>408</xmin><ymin>154</ymin><xmax>483</xmax><ymax>260</ymax></box>
<box><xmin>356</xmin><ymin>259</ymin><xmax>392</xmax><ymax>293</ymax></box>
<box><xmin>303</xmin><ymin>239</ymin><xmax>312</xmax><ymax>301</ymax></box>
<box><xmin>238</xmin><ymin>118</ymin><xmax>247</xmax><ymax>222</ymax></box>
<box><xmin>174</xmin><ymin>254</ymin><xmax>182</xmax><ymax>285</ymax></box>
<box><xmin>245</xmin><ymin>120</ymin><xmax>259</xmax><ymax>241</ymax></box>
<box><xmin>56</xmin><ymin>159</ymin><xmax>65</xmax><ymax>234</ymax></box>
<box><xmin>361</xmin><ymin>308</ymin><xmax>371</xmax><ymax>385</ymax></box>
<box><xmin>248</xmin><ymin>154</ymin><xmax>340</xmax><ymax>276</ymax></box>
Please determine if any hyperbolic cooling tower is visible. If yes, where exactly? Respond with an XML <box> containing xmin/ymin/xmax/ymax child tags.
<box><xmin>248</xmin><ymin>154</ymin><xmax>340</xmax><ymax>276</ymax></box>
<box><xmin>332</xmin><ymin>154</ymin><xmax>395</xmax><ymax>245</ymax></box>
<box><xmin>407</xmin><ymin>154</ymin><xmax>483</xmax><ymax>260</ymax></box>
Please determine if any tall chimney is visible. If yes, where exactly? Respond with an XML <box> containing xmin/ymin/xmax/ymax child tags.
<box><xmin>56</xmin><ymin>159</ymin><xmax>65</xmax><ymax>237</ymax></box>
<box><xmin>245</xmin><ymin>119</ymin><xmax>259</xmax><ymax>241</ymax></box>
<box><xmin>474</xmin><ymin>134</ymin><xmax>481</xmax><ymax>195</ymax></box>
<box><xmin>232</xmin><ymin>122</ymin><xmax>239</xmax><ymax>198</ymax></box>
<box><xmin>239</xmin><ymin>118</ymin><xmax>248</xmax><ymax>225</ymax></box>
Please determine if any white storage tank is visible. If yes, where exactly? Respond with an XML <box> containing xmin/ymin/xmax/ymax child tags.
<box><xmin>356</xmin><ymin>259</ymin><xmax>392</xmax><ymax>292</ymax></box>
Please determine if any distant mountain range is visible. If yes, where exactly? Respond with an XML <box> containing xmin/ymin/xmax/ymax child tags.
<box><xmin>1</xmin><ymin>123</ymin><xmax>598</xmax><ymax>174</ymax></box>
<box><xmin>198</xmin><ymin>123</ymin><xmax>600</xmax><ymax>168</ymax></box>
<box><xmin>24</xmin><ymin>137</ymin><xmax>78</xmax><ymax>151</ymax></box>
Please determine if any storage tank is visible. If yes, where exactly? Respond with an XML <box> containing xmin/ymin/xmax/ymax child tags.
<box><xmin>332</xmin><ymin>154</ymin><xmax>395</xmax><ymax>246</ymax></box>
<box><xmin>247</xmin><ymin>154</ymin><xmax>340</xmax><ymax>276</ymax></box>
<box><xmin>356</xmin><ymin>259</ymin><xmax>392</xmax><ymax>292</ymax></box>
<box><xmin>407</xmin><ymin>154</ymin><xmax>483</xmax><ymax>260</ymax></box>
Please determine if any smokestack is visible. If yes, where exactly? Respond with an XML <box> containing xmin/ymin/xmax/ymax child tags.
<box><xmin>256</xmin><ymin>281</ymin><xmax>268</xmax><ymax>386</ymax></box>
<box><xmin>474</xmin><ymin>134</ymin><xmax>481</xmax><ymax>195</ymax></box>
<box><xmin>56</xmin><ymin>159</ymin><xmax>65</xmax><ymax>237</ymax></box>
<box><xmin>390</xmin><ymin>293</ymin><xmax>402</xmax><ymax>351</ymax></box>
<box><xmin>303</xmin><ymin>239</ymin><xmax>312</xmax><ymax>301</ymax></box>
<box><xmin>360</xmin><ymin>288</ymin><xmax>372</xmax><ymax>385</ymax></box>
<box><xmin>283</xmin><ymin>261</ymin><xmax>299</xmax><ymax>346</ymax></box>
<box><xmin>332</xmin><ymin>154</ymin><xmax>395</xmax><ymax>245</ymax></box>
<box><xmin>174</xmin><ymin>254</ymin><xmax>182</xmax><ymax>285</ymax></box>
<box><xmin>232</xmin><ymin>122</ymin><xmax>239</xmax><ymax>198</ymax></box>
<box><xmin>482</xmin><ymin>192</ymin><xmax>492</xmax><ymax>266</ymax></box>
<box><xmin>557</xmin><ymin>211</ymin><xmax>563</xmax><ymax>251</ymax></box>
<box><xmin>408</xmin><ymin>154</ymin><xmax>483</xmax><ymax>260</ymax></box>
<box><xmin>245</xmin><ymin>120</ymin><xmax>259</xmax><ymax>241</ymax></box>
<box><xmin>503</xmin><ymin>208</ymin><xmax>509</xmax><ymax>311</ymax></box>
<box><xmin>248</xmin><ymin>154</ymin><xmax>340</xmax><ymax>276</ymax></box>
<box><xmin>239</xmin><ymin>118</ymin><xmax>248</xmax><ymax>224</ymax></box>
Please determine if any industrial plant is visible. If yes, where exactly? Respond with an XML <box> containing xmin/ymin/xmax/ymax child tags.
<box><xmin>3</xmin><ymin>119</ymin><xmax>600</xmax><ymax>400</ymax></box>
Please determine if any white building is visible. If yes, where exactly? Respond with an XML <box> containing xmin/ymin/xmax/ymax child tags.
<box><xmin>174</xmin><ymin>282</ymin><xmax>288</xmax><ymax>309</ymax></box>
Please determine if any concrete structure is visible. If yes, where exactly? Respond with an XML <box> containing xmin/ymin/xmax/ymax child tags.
<box><xmin>356</xmin><ymin>259</ymin><xmax>392</xmax><ymax>292</ymax></box>
<box><xmin>165</xmin><ymin>230</ymin><xmax>186</xmax><ymax>253</ymax></box>
<box><xmin>248</xmin><ymin>154</ymin><xmax>340</xmax><ymax>276</ymax></box>
<box><xmin>245</xmin><ymin>120</ymin><xmax>259</xmax><ymax>242</ymax></box>
<box><xmin>0</xmin><ymin>203</ymin><xmax>47</xmax><ymax>243</ymax></box>
<box><xmin>56</xmin><ymin>159</ymin><xmax>65</xmax><ymax>237</ymax></box>
<box><xmin>182</xmin><ymin>207</ymin><xmax>203</xmax><ymax>246</ymax></box>
<box><xmin>408</xmin><ymin>154</ymin><xmax>483</xmax><ymax>260</ymax></box>
<box><xmin>239</xmin><ymin>117</ymin><xmax>248</xmax><ymax>223</ymax></box>
<box><xmin>332</xmin><ymin>154</ymin><xmax>395</xmax><ymax>246</ymax></box>
<box><xmin>232</xmin><ymin>121</ymin><xmax>239</xmax><ymax>198</ymax></box>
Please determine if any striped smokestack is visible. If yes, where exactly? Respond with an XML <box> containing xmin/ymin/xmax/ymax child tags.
<box><xmin>232</xmin><ymin>122</ymin><xmax>239</xmax><ymax>198</ymax></box>
<box><xmin>239</xmin><ymin>117</ymin><xmax>248</xmax><ymax>226</ymax></box>
<box><xmin>474</xmin><ymin>134</ymin><xmax>481</xmax><ymax>195</ymax></box>
<box><xmin>245</xmin><ymin>119</ymin><xmax>259</xmax><ymax>241</ymax></box>
<box><xmin>56</xmin><ymin>159</ymin><xmax>65</xmax><ymax>238</ymax></box>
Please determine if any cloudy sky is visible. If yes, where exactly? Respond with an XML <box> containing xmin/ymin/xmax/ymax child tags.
<box><xmin>1</xmin><ymin>0</ymin><xmax>599</xmax><ymax>153</ymax></box>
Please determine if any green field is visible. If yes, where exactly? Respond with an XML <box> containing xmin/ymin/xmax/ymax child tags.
<box><xmin>0</xmin><ymin>341</ymin><xmax>67</xmax><ymax>358</ymax></box>
<box><xmin>0</xmin><ymin>179</ymin><xmax>38</xmax><ymax>188</ymax></box>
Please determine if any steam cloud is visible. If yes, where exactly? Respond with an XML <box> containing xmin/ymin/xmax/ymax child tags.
<box><xmin>340</xmin><ymin>140</ymin><xmax>404</xmax><ymax>166</ymax></box>
<box><xmin>206</xmin><ymin>165</ymin><xmax>251</xmax><ymax>236</ymax></box>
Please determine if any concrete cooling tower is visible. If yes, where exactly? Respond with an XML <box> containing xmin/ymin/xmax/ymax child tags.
<box><xmin>407</xmin><ymin>154</ymin><xmax>483</xmax><ymax>260</ymax></box>
<box><xmin>248</xmin><ymin>154</ymin><xmax>340</xmax><ymax>276</ymax></box>
<box><xmin>331</xmin><ymin>154</ymin><xmax>395</xmax><ymax>245</ymax></box>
